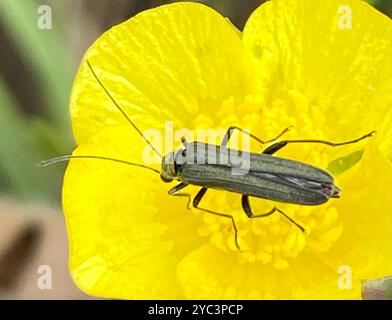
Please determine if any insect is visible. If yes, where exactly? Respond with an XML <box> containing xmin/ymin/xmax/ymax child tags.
<box><xmin>41</xmin><ymin>60</ymin><xmax>375</xmax><ymax>250</ymax></box>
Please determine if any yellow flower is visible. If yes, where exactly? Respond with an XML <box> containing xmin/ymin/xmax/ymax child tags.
<box><xmin>63</xmin><ymin>0</ymin><xmax>392</xmax><ymax>299</ymax></box>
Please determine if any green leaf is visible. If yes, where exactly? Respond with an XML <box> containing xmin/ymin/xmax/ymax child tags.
<box><xmin>327</xmin><ymin>150</ymin><xmax>364</xmax><ymax>175</ymax></box>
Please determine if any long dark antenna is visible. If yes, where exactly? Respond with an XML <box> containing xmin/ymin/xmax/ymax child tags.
<box><xmin>86</xmin><ymin>60</ymin><xmax>163</xmax><ymax>159</ymax></box>
<box><xmin>39</xmin><ymin>155</ymin><xmax>160</xmax><ymax>175</ymax></box>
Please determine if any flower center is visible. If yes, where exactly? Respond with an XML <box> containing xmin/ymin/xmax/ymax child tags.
<box><xmin>191</xmin><ymin>92</ymin><xmax>343</xmax><ymax>269</ymax></box>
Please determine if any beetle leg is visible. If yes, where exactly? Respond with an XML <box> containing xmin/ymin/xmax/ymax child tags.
<box><xmin>262</xmin><ymin>141</ymin><xmax>288</xmax><ymax>155</ymax></box>
<box><xmin>168</xmin><ymin>185</ymin><xmax>241</xmax><ymax>250</ymax></box>
<box><xmin>168</xmin><ymin>182</ymin><xmax>191</xmax><ymax>209</ymax></box>
<box><xmin>221</xmin><ymin>126</ymin><xmax>292</xmax><ymax>148</ymax></box>
<box><xmin>262</xmin><ymin>131</ymin><xmax>376</xmax><ymax>155</ymax></box>
<box><xmin>241</xmin><ymin>195</ymin><xmax>305</xmax><ymax>233</ymax></box>
<box><xmin>193</xmin><ymin>187</ymin><xmax>241</xmax><ymax>251</ymax></box>
<box><xmin>241</xmin><ymin>195</ymin><xmax>276</xmax><ymax>218</ymax></box>
<box><xmin>192</xmin><ymin>186</ymin><xmax>208</xmax><ymax>207</ymax></box>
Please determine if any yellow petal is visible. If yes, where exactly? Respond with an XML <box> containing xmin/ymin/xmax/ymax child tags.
<box><xmin>63</xmin><ymin>125</ymin><xmax>206</xmax><ymax>299</ymax></box>
<box><xmin>178</xmin><ymin>245</ymin><xmax>361</xmax><ymax>299</ymax></box>
<box><xmin>315</xmin><ymin>140</ymin><xmax>392</xmax><ymax>279</ymax></box>
<box><xmin>377</xmin><ymin>106</ymin><xmax>392</xmax><ymax>161</ymax></box>
<box><xmin>70</xmin><ymin>2</ymin><xmax>255</xmax><ymax>144</ymax></box>
<box><xmin>243</xmin><ymin>0</ymin><xmax>392</xmax><ymax>141</ymax></box>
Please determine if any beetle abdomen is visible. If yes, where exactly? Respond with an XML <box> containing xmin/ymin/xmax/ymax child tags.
<box><xmin>180</xmin><ymin>164</ymin><xmax>330</xmax><ymax>205</ymax></box>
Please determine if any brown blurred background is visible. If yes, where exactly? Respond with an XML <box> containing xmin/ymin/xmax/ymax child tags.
<box><xmin>0</xmin><ymin>0</ymin><xmax>391</xmax><ymax>299</ymax></box>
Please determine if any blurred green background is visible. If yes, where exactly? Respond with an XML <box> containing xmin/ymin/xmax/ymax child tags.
<box><xmin>0</xmin><ymin>0</ymin><xmax>391</xmax><ymax>299</ymax></box>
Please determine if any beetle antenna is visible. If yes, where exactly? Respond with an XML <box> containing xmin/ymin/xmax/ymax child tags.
<box><xmin>39</xmin><ymin>155</ymin><xmax>160</xmax><ymax>175</ymax></box>
<box><xmin>86</xmin><ymin>60</ymin><xmax>163</xmax><ymax>159</ymax></box>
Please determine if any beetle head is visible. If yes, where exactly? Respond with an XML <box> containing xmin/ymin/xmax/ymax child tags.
<box><xmin>160</xmin><ymin>148</ymin><xmax>187</xmax><ymax>183</ymax></box>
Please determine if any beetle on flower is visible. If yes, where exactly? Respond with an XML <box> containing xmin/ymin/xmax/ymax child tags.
<box><xmin>62</xmin><ymin>0</ymin><xmax>392</xmax><ymax>299</ymax></box>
